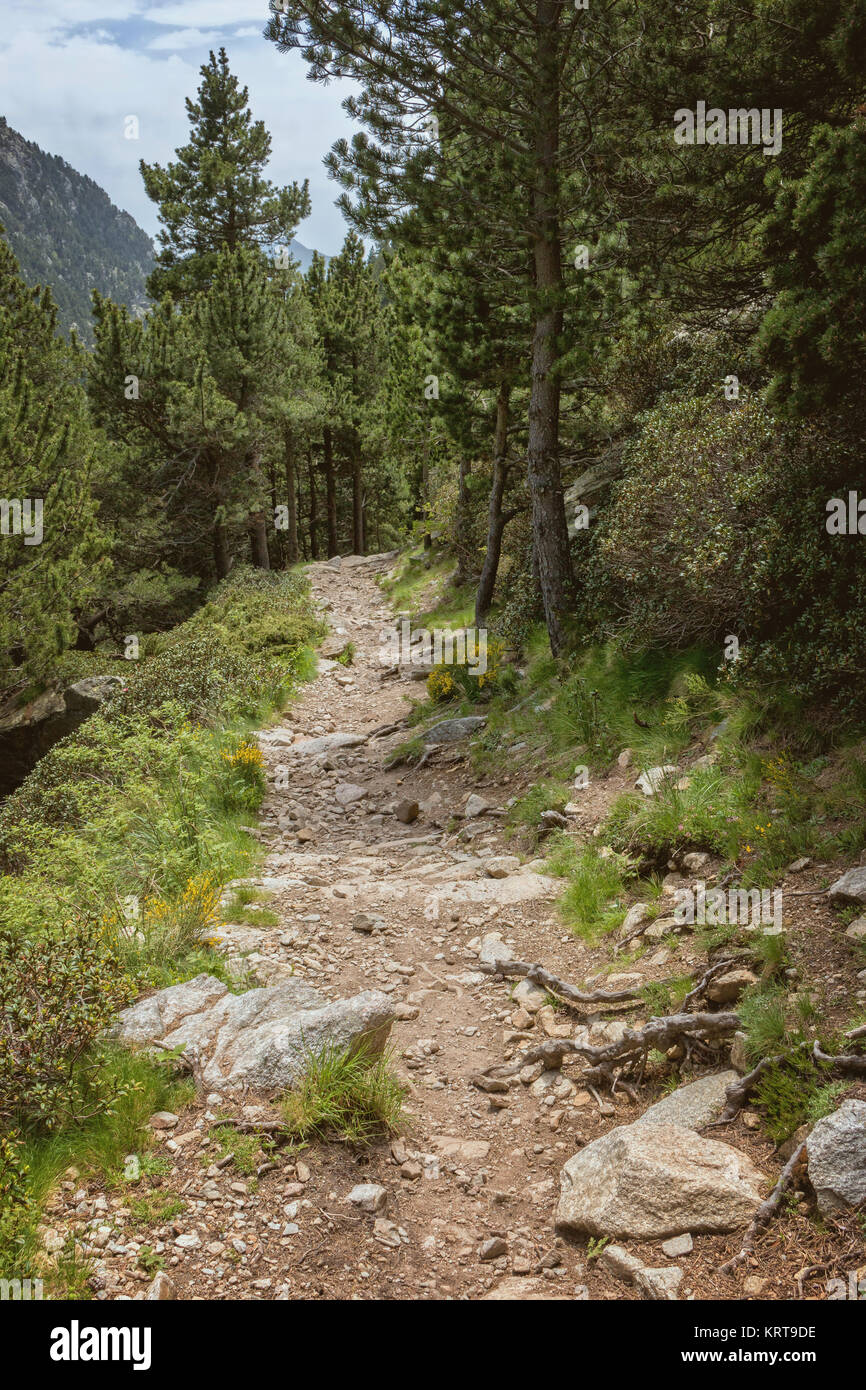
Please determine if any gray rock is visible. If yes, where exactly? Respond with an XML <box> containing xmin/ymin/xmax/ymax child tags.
<box><xmin>556</xmin><ymin>1124</ymin><xmax>764</xmax><ymax>1239</ymax></box>
<box><xmin>661</xmin><ymin>1233</ymin><xmax>693</xmax><ymax>1258</ymax></box>
<box><xmin>635</xmin><ymin>765</ymin><xmax>678</xmax><ymax>797</ymax></box>
<box><xmin>479</xmin><ymin>932</ymin><xmax>514</xmax><ymax>967</ymax></box>
<box><xmin>479</xmin><ymin>1237</ymin><xmax>508</xmax><ymax>1261</ymax></box>
<box><xmin>513</xmin><ymin>978</ymin><xmax>548</xmax><ymax>1013</ymax></box>
<box><xmin>634</xmin><ymin>1072</ymin><xmax>738</xmax><ymax>1131</ymax></box>
<box><xmin>347</xmin><ymin>1183</ymin><xmax>388</xmax><ymax>1213</ymax></box>
<box><xmin>112</xmin><ymin>974</ymin><xmax>395</xmax><ymax>1094</ymax></box>
<box><xmin>423</xmin><ymin>716</ymin><xmax>487</xmax><ymax>745</ymax></box>
<box><xmin>485</xmin><ymin>856</ymin><xmax>520</xmax><ymax>879</ymax></box>
<box><xmin>464</xmin><ymin>794</ymin><xmax>489</xmax><ymax>818</ymax></box>
<box><xmin>334</xmin><ymin>782</ymin><xmax>367</xmax><ymax>806</ymax></box>
<box><xmin>828</xmin><ymin>866</ymin><xmax>866</xmax><ymax>906</ymax></box>
<box><xmin>635</xmin><ymin>1266</ymin><xmax>684</xmax><ymax>1301</ymax></box>
<box><xmin>598</xmin><ymin>1244</ymin><xmax>644</xmax><ymax>1284</ymax></box>
<box><xmin>706</xmin><ymin>969</ymin><xmax>757</xmax><ymax>1004</ymax></box>
<box><xmin>845</xmin><ymin>914</ymin><xmax>866</xmax><ymax>941</ymax></box>
<box><xmin>145</xmin><ymin>1271</ymin><xmax>177</xmax><ymax>1300</ymax></box>
<box><xmin>806</xmin><ymin>1100</ymin><xmax>866</xmax><ymax>1216</ymax></box>
<box><xmin>682</xmin><ymin>852</ymin><xmax>712</xmax><ymax>873</ymax></box>
<box><xmin>289</xmin><ymin>732</ymin><xmax>367</xmax><ymax>756</ymax></box>
<box><xmin>620</xmin><ymin>902</ymin><xmax>649</xmax><ymax>936</ymax></box>
<box><xmin>395</xmin><ymin>799</ymin><xmax>419</xmax><ymax>824</ymax></box>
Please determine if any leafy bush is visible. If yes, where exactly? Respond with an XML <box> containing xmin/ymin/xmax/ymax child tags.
<box><xmin>593</xmin><ymin>393</ymin><xmax>866</xmax><ymax>717</ymax></box>
<box><xmin>0</xmin><ymin>923</ymin><xmax>134</xmax><ymax>1134</ymax></box>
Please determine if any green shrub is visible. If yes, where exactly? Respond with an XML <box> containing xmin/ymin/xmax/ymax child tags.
<box><xmin>0</xmin><ymin>923</ymin><xmax>134</xmax><ymax>1134</ymax></box>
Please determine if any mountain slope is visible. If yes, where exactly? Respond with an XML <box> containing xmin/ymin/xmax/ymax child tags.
<box><xmin>0</xmin><ymin>118</ymin><xmax>323</xmax><ymax>341</ymax></box>
<box><xmin>0</xmin><ymin>117</ymin><xmax>154</xmax><ymax>343</ymax></box>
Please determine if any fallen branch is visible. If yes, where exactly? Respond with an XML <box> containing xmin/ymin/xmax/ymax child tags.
<box><xmin>481</xmin><ymin>1010</ymin><xmax>741</xmax><ymax>1086</ymax></box>
<box><xmin>812</xmin><ymin>1039</ymin><xmax>866</xmax><ymax>1075</ymax></box>
<box><xmin>717</xmin><ymin>1039</ymin><xmax>866</xmax><ymax>1124</ymax></box>
<box><xmin>718</xmin><ymin>1141</ymin><xmax>807</xmax><ymax>1276</ymax></box>
<box><xmin>476</xmin><ymin>958</ymin><xmax>644</xmax><ymax>1005</ymax></box>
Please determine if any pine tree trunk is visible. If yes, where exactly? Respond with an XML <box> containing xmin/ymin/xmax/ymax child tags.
<box><xmin>454</xmin><ymin>456</ymin><xmax>474</xmax><ymax>584</ymax></box>
<box><xmin>248</xmin><ymin>511</ymin><xmax>271</xmax><ymax>569</ymax></box>
<box><xmin>527</xmin><ymin>0</ymin><xmax>575</xmax><ymax>655</ymax></box>
<box><xmin>308</xmin><ymin>456</ymin><xmax>319</xmax><ymax>559</ymax></box>
<box><xmin>283</xmin><ymin>430</ymin><xmax>299</xmax><ymax>565</ymax></box>
<box><xmin>352</xmin><ymin>448</ymin><xmax>364</xmax><ymax>554</ymax></box>
<box><xmin>475</xmin><ymin>382</ymin><xmax>511</xmax><ymax>626</ymax></box>
<box><xmin>323</xmin><ymin>427</ymin><xmax>338</xmax><ymax>557</ymax></box>
<box><xmin>213</xmin><ymin>515</ymin><xmax>231</xmax><ymax>579</ymax></box>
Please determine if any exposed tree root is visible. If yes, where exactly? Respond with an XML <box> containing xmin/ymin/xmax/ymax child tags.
<box><xmin>718</xmin><ymin>1141</ymin><xmax>808</xmax><ymax>1276</ymax></box>
<box><xmin>481</xmin><ymin>1010</ymin><xmax>741</xmax><ymax>1086</ymax></box>
<box><xmin>476</xmin><ymin>957</ymin><xmax>644</xmax><ymax>1005</ymax></box>
<box><xmin>681</xmin><ymin>955</ymin><xmax>749</xmax><ymax>1012</ymax></box>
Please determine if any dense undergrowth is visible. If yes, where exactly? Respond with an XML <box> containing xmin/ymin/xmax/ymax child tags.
<box><xmin>0</xmin><ymin>566</ymin><xmax>322</xmax><ymax>1284</ymax></box>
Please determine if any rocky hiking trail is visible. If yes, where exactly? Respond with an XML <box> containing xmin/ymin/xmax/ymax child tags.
<box><xmin>46</xmin><ymin>554</ymin><xmax>866</xmax><ymax>1302</ymax></box>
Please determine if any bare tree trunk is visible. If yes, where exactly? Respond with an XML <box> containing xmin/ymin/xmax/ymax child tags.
<box><xmin>283</xmin><ymin>429</ymin><xmax>299</xmax><ymax>565</ymax></box>
<box><xmin>248</xmin><ymin>511</ymin><xmax>270</xmax><ymax>569</ymax></box>
<box><xmin>352</xmin><ymin>448</ymin><xmax>365</xmax><ymax>554</ymax></box>
<box><xmin>213</xmin><ymin>513</ymin><xmax>231</xmax><ymax>580</ymax></box>
<box><xmin>324</xmin><ymin>427</ymin><xmax>338</xmax><ymax>557</ymax></box>
<box><xmin>454</xmin><ymin>455</ymin><xmax>474</xmax><ymax>585</ymax></box>
<box><xmin>308</xmin><ymin>455</ymin><xmax>319</xmax><ymax>559</ymax></box>
<box><xmin>527</xmin><ymin>0</ymin><xmax>575</xmax><ymax>654</ymax></box>
<box><xmin>475</xmin><ymin>382</ymin><xmax>512</xmax><ymax>626</ymax></box>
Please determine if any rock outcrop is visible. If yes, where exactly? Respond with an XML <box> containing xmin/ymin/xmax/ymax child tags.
<box><xmin>111</xmin><ymin>974</ymin><xmax>396</xmax><ymax>1094</ymax></box>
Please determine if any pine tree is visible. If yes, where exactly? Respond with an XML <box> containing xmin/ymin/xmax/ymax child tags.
<box><xmin>140</xmin><ymin>47</ymin><xmax>310</xmax><ymax>302</ymax></box>
<box><xmin>269</xmin><ymin>1</ymin><xmax>638</xmax><ymax>652</ymax></box>
<box><xmin>0</xmin><ymin>233</ymin><xmax>107</xmax><ymax>700</ymax></box>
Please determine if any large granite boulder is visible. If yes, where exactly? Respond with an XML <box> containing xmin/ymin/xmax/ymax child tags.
<box><xmin>556</xmin><ymin>1123</ymin><xmax>765</xmax><ymax>1239</ymax></box>
<box><xmin>111</xmin><ymin>974</ymin><xmax>396</xmax><ymax>1094</ymax></box>
<box><xmin>805</xmin><ymin>1099</ymin><xmax>866</xmax><ymax>1216</ymax></box>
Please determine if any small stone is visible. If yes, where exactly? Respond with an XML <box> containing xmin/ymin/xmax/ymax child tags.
<box><xmin>743</xmin><ymin>1276</ymin><xmax>767</xmax><ymax>1295</ymax></box>
<box><xmin>395</xmin><ymin>799</ymin><xmax>420</xmax><ymax>824</ymax></box>
<box><xmin>599</xmin><ymin>1244</ymin><xmax>644</xmax><ymax>1284</ymax></box>
<box><xmin>464</xmin><ymin>794</ymin><xmax>490</xmax><ymax>818</ymax></box>
<box><xmin>148</xmin><ymin>1112</ymin><xmax>178</xmax><ymax>1130</ymax></box>
<box><xmin>485</xmin><ymin>856</ymin><xmax>521</xmax><ymax>879</ymax></box>
<box><xmin>145</xmin><ymin>1271</ymin><xmax>177</xmax><ymax>1300</ymax></box>
<box><xmin>635</xmin><ymin>1266</ymin><xmax>683</xmax><ymax>1301</ymax></box>
<box><xmin>707</xmin><ymin>969</ymin><xmax>757</xmax><ymax>1004</ymax></box>
<box><xmin>347</xmin><ymin>1183</ymin><xmax>388</xmax><ymax>1213</ymax></box>
<box><xmin>661</xmin><ymin>1233</ymin><xmax>693</xmax><ymax>1258</ymax></box>
<box><xmin>479</xmin><ymin>1237</ymin><xmax>508</xmax><ymax>1261</ymax></box>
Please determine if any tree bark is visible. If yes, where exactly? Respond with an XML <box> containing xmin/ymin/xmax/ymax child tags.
<box><xmin>248</xmin><ymin>510</ymin><xmax>270</xmax><ymax>569</ymax></box>
<box><xmin>527</xmin><ymin>0</ymin><xmax>575</xmax><ymax>654</ymax></box>
<box><xmin>308</xmin><ymin>455</ymin><xmax>319</xmax><ymax>559</ymax></box>
<box><xmin>213</xmin><ymin>513</ymin><xmax>231</xmax><ymax>580</ymax></box>
<box><xmin>352</xmin><ymin>447</ymin><xmax>365</xmax><ymax>554</ymax></box>
<box><xmin>323</xmin><ymin>427</ymin><xmax>338</xmax><ymax>557</ymax></box>
<box><xmin>475</xmin><ymin>381</ymin><xmax>511</xmax><ymax>626</ymax></box>
<box><xmin>283</xmin><ymin>429</ymin><xmax>300</xmax><ymax>565</ymax></box>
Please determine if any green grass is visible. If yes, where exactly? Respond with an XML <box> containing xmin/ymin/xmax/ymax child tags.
<box><xmin>280</xmin><ymin>1045</ymin><xmax>408</xmax><ymax>1148</ymax></box>
<box><xmin>208</xmin><ymin>1126</ymin><xmax>271</xmax><ymax>1176</ymax></box>
<box><xmin>547</xmin><ymin>842</ymin><xmax>634</xmax><ymax>943</ymax></box>
<box><xmin>1</xmin><ymin>1049</ymin><xmax>193</xmax><ymax>1286</ymax></box>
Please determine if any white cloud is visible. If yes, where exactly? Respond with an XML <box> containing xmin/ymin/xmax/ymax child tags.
<box><xmin>147</xmin><ymin>28</ymin><xmax>223</xmax><ymax>50</ymax></box>
<box><xmin>0</xmin><ymin>4</ymin><xmax>360</xmax><ymax>255</ymax></box>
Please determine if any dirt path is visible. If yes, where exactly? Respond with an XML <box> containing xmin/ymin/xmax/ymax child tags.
<box><xmin>55</xmin><ymin>553</ymin><xmax>861</xmax><ymax>1303</ymax></box>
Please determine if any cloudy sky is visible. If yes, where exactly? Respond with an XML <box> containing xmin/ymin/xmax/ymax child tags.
<box><xmin>0</xmin><ymin>1</ymin><xmax>359</xmax><ymax>255</ymax></box>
